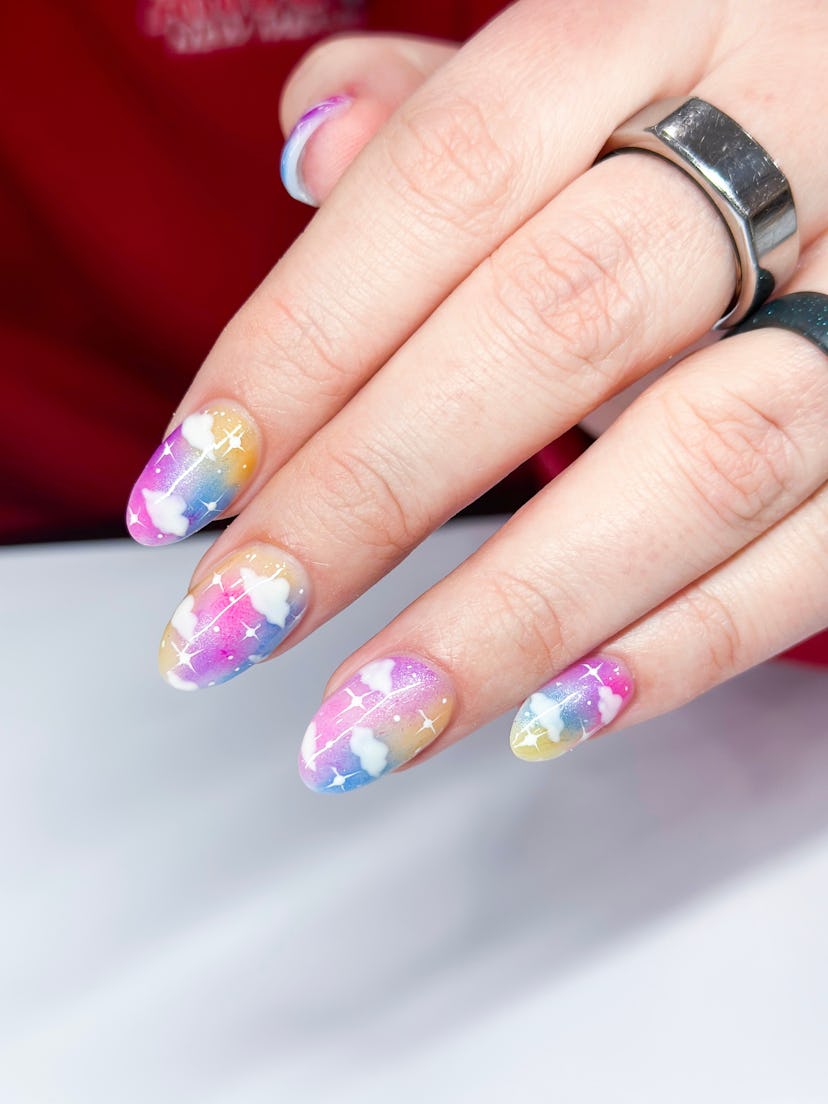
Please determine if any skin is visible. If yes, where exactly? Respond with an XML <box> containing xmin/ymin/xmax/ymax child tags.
<box><xmin>137</xmin><ymin>1</ymin><xmax>828</xmax><ymax>777</ymax></box>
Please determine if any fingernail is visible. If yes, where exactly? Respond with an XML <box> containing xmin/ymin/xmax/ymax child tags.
<box><xmin>159</xmin><ymin>543</ymin><xmax>309</xmax><ymax>690</ymax></box>
<box><xmin>299</xmin><ymin>656</ymin><xmax>455</xmax><ymax>793</ymax></box>
<box><xmin>280</xmin><ymin>95</ymin><xmax>352</xmax><ymax>206</ymax></box>
<box><xmin>510</xmin><ymin>654</ymin><xmax>634</xmax><ymax>761</ymax></box>
<box><xmin>126</xmin><ymin>401</ymin><xmax>259</xmax><ymax>546</ymax></box>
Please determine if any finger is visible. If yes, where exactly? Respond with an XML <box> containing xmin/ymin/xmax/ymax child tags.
<box><xmin>174</xmin><ymin>6</ymin><xmax>828</xmax><ymax>677</ymax></box>
<box><xmin>195</xmin><ymin>3</ymin><xmax>828</xmax><ymax>648</ymax></box>
<box><xmin>205</xmin><ymin>150</ymin><xmax>731</xmax><ymax>599</ymax></box>
<box><xmin>128</xmin><ymin>0</ymin><xmax>727</xmax><ymax>545</ymax></box>
<box><xmin>131</xmin><ymin>2</ymin><xmax>828</xmax><ymax>563</ymax></box>
<box><xmin>295</xmin><ymin>271</ymin><xmax>828</xmax><ymax>789</ymax></box>
<box><xmin>509</xmin><ymin>479</ymin><xmax>828</xmax><ymax>761</ymax></box>
<box><xmin>279</xmin><ymin>33</ymin><xmax>458</xmax><ymax>206</ymax></box>
<box><xmin>132</xmin><ymin>36</ymin><xmax>456</xmax><ymax>547</ymax></box>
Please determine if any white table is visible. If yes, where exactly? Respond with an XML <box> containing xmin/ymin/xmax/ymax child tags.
<box><xmin>1</xmin><ymin>520</ymin><xmax>826</xmax><ymax>1103</ymax></box>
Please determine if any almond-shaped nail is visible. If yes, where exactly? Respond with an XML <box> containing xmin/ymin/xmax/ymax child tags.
<box><xmin>299</xmin><ymin>656</ymin><xmax>455</xmax><ymax>793</ymax></box>
<box><xmin>159</xmin><ymin>544</ymin><xmax>309</xmax><ymax>690</ymax></box>
<box><xmin>280</xmin><ymin>95</ymin><xmax>352</xmax><ymax>206</ymax></box>
<box><xmin>126</xmin><ymin>401</ymin><xmax>259</xmax><ymax>546</ymax></box>
<box><xmin>510</xmin><ymin>654</ymin><xmax>634</xmax><ymax>761</ymax></box>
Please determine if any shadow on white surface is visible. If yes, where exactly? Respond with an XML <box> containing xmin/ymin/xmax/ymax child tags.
<box><xmin>1</xmin><ymin>519</ymin><xmax>826</xmax><ymax>1102</ymax></box>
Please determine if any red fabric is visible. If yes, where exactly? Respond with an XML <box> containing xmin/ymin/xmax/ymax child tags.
<box><xmin>0</xmin><ymin>0</ymin><xmax>503</xmax><ymax>543</ymax></box>
<box><xmin>2</xmin><ymin>1</ymin><xmax>825</xmax><ymax>665</ymax></box>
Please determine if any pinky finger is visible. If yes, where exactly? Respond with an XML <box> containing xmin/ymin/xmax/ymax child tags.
<box><xmin>511</xmin><ymin>482</ymin><xmax>828</xmax><ymax>760</ymax></box>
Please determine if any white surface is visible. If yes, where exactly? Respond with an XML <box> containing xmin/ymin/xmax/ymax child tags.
<box><xmin>1</xmin><ymin>519</ymin><xmax>827</xmax><ymax>1104</ymax></box>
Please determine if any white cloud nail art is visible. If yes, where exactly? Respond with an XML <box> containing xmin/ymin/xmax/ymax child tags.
<box><xmin>240</xmin><ymin>568</ymin><xmax>291</xmax><ymax>627</ymax></box>
<box><xmin>171</xmin><ymin>594</ymin><xmax>198</xmax><ymax>642</ymax></box>
<box><xmin>349</xmin><ymin>725</ymin><xmax>389</xmax><ymax>777</ymax></box>
<box><xmin>359</xmin><ymin>659</ymin><xmax>395</xmax><ymax>697</ymax></box>
<box><xmin>181</xmin><ymin>412</ymin><xmax>216</xmax><ymax>454</ymax></box>
<box><xmin>141</xmin><ymin>488</ymin><xmax>189</xmax><ymax>536</ymax></box>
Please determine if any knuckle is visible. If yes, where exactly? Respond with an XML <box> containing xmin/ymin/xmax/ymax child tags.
<box><xmin>233</xmin><ymin>290</ymin><xmax>364</xmax><ymax>407</ymax></box>
<box><xmin>383</xmin><ymin>93</ymin><xmax>515</xmax><ymax>235</ymax></box>
<box><xmin>482</xmin><ymin>213</ymin><xmax>644</xmax><ymax>395</ymax></box>
<box><xmin>302</xmin><ymin>435</ymin><xmax>426</xmax><ymax>558</ymax></box>
<box><xmin>481</xmin><ymin>569</ymin><xmax>571</xmax><ymax>678</ymax></box>
<box><xmin>677</xmin><ymin>585</ymin><xmax>744</xmax><ymax>684</ymax></box>
<box><xmin>662</xmin><ymin>389</ymin><xmax>800</xmax><ymax>532</ymax></box>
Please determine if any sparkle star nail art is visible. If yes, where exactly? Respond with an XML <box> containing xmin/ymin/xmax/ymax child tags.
<box><xmin>299</xmin><ymin>656</ymin><xmax>455</xmax><ymax>793</ymax></box>
<box><xmin>510</xmin><ymin>655</ymin><xmax>634</xmax><ymax>761</ymax></box>
<box><xmin>159</xmin><ymin>544</ymin><xmax>309</xmax><ymax>690</ymax></box>
<box><xmin>126</xmin><ymin>402</ymin><xmax>259</xmax><ymax>546</ymax></box>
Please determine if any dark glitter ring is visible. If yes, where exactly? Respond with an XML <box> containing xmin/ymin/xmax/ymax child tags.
<box><xmin>727</xmin><ymin>292</ymin><xmax>828</xmax><ymax>358</ymax></box>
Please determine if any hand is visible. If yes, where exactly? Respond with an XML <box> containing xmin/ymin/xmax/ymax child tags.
<box><xmin>126</xmin><ymin>1</ymin><xmax>828</xmax><ymax>792</ymax></box>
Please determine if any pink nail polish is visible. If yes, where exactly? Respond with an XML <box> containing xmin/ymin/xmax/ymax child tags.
<box><xmin>159</xmin><ymin>543</ymin><xmax>309</xmax><ymax>691</ymax></box>
<box><xmin>510</xmin><ymin>654</ymin><xmax>634</xmax><ymax>761</ymax></box>
<box><xmin>126</xmin><ymin>401</ymin><xmax>259</xmax><ymax>546</ymax></box>
<box><xmin>299</xmin><ymin>656</ymin><xmax>455</xmax><ymax>793</ymax></box>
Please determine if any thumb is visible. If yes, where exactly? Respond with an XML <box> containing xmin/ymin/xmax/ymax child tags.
<box><xmin>279</xmin><ymin>33</ymin><xmax>458</xmax><ymax>207</ymax></box>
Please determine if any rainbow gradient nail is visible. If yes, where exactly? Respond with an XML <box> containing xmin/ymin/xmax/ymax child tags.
<box><xmin>299</xmin><ymin>656</ymin><xmax>455</xmax><ymax>793</ymax></box>
<box><xmin>126</xmin><ymin>402</ymin><xmax>259</xmax><ymax>546</ymax></box>
<box><xmin>510</xmin><ymin>655</ymin><xmax>634</xmax><ymax>761</ymax></box>
<box><xmin>159</xmin><ymin>544</ymin><xmax>308</xmax><ymax>690</ymax></box>
<box><xmin>280</xmin><ymin>95</ymin><xmax>352</xmax><ymax>206</ymax></box>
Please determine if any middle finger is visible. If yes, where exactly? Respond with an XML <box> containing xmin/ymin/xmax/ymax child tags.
<box><xmin>128</xmin><ymin>0</ymin><xmax>723</xmax><ymax>545</ymax></box>
<box><xmin>160</xmin><ymin>11</ymin><xmax>828</xmax><ymax>688</ymax></box>
<box><xmin>177</xmin><ymin>31</ymin><xmax>824</xmax><ymax>682</ymax></box>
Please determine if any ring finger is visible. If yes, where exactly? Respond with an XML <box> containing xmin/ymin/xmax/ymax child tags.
<box><xmin>296</xmin><ymin>236</ymin><xmax>828</xmax><ymax>789</ymax></box>
<box><xmin>171</xmin><ymin>34</ymin><xmax>826</xmax><ymax>687</ymax></box>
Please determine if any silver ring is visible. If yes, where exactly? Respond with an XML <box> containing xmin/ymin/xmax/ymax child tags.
<box><xmin>601</xmin><ymin>97</ymin><xmax>799</xmax><ymax>328</ymax></box>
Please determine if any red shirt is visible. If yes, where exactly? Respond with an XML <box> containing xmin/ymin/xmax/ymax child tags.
<box><xmin>2</xmin><ymin>1</ymin><xmax>824</xmax><ymax>664</ymax></box>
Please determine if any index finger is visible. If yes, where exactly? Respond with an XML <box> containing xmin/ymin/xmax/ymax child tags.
<box><xmin>127</xmin><ymin>0</ymin><xmax>720</xmax><ymax>543</ymax></box>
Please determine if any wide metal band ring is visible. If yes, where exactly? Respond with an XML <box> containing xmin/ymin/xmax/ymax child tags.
<box><xmin>601</xmin><ymin>97</ymin><xmax>799</xmax><ymax>329</ymax></box>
